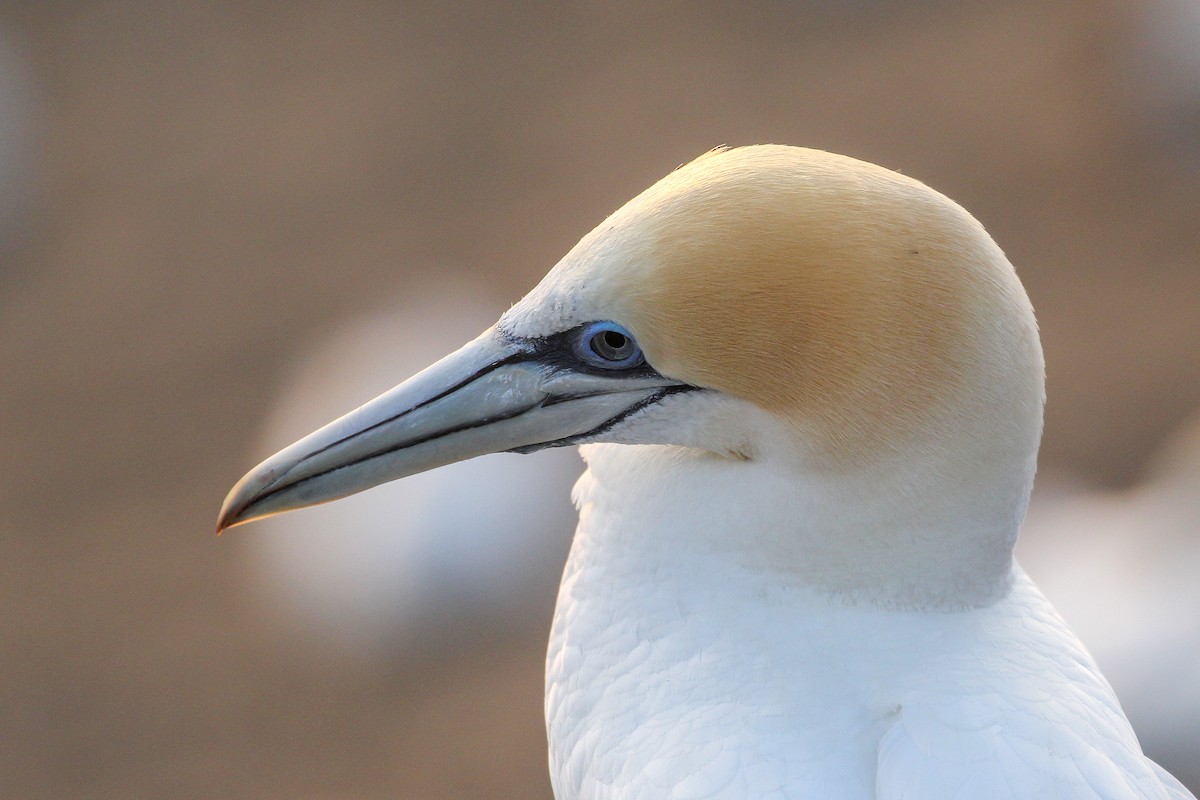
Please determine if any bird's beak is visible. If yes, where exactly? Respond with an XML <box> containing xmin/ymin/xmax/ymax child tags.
<box><xmin>217</xmin><ymin>326</ymin><xmax>688</xmax><ymax>532</ymax></box>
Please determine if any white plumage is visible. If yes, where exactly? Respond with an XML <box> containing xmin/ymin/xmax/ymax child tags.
<box><xmin>548</xmin><ymin>445</ymin><xmax>1191</xmax><ymax>798</ymax></box>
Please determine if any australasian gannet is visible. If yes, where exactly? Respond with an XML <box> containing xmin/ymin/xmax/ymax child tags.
<box><xmin>218</xmin><ymin>145</ymin><xmax>1195</xmax><ymax>799</ymax></box>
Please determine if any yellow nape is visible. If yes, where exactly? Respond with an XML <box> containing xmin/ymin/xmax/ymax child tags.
<box><xmin>597</xmin><ymin>145</ymin><xmax>1041</xmax><ymax>463</ymax></box>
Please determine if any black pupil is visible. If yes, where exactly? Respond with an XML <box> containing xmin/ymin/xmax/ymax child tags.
<box><xmin>593</xmin><ymin>329</ymin><xmax>631</xmax><ymax>360</ymax></box>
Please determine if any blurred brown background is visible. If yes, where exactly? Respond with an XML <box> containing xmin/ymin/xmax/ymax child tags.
<box><xmin>2</xmin><ymin>2</ymin><xmax>1198</xmax><ymax>798</ymax></box>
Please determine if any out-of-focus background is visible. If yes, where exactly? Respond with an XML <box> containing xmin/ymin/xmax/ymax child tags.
<box><xmin>2</xmin><ymin>2</ymin><xmax>1197</xmax><ymax>797</ymax></box>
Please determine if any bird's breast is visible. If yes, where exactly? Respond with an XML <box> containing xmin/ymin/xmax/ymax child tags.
<box><xmin>543</xmin><ymin>454</ymin><xmax>1147</xmax><ymax>798</ymax></box>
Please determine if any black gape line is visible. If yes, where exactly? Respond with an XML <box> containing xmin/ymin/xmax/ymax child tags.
<box><xmin>500</xmin><ymin>322</ymin><xmax>701</xmax><ymax>452</ymax></box>
<box><xmin>507</xmin><ymin>384</ymin><xmax>699</xmax><ymax>455</ymax></box>
<box><xmin>243</xmin><ymin>325</ymin><xmax>699</xmax><ymax>515</ymax></box>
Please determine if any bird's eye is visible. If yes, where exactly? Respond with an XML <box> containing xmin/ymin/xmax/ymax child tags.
<box><xmin>576</xmin><ymin>321</ymin><xmax>644</xmax><ymax>369</ymax></box>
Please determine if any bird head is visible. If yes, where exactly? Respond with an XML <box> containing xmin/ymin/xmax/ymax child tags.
<box><xmin>219</xmin><ymin>145</ymin><xmax>1044</xmax><ymax>551</ymax></box>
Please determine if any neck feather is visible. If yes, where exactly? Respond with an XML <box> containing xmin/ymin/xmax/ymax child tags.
<box><xmin>574</xmin><ymin>440</ymin><xmax>1033</xmax><ymax>609</ymax></box>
